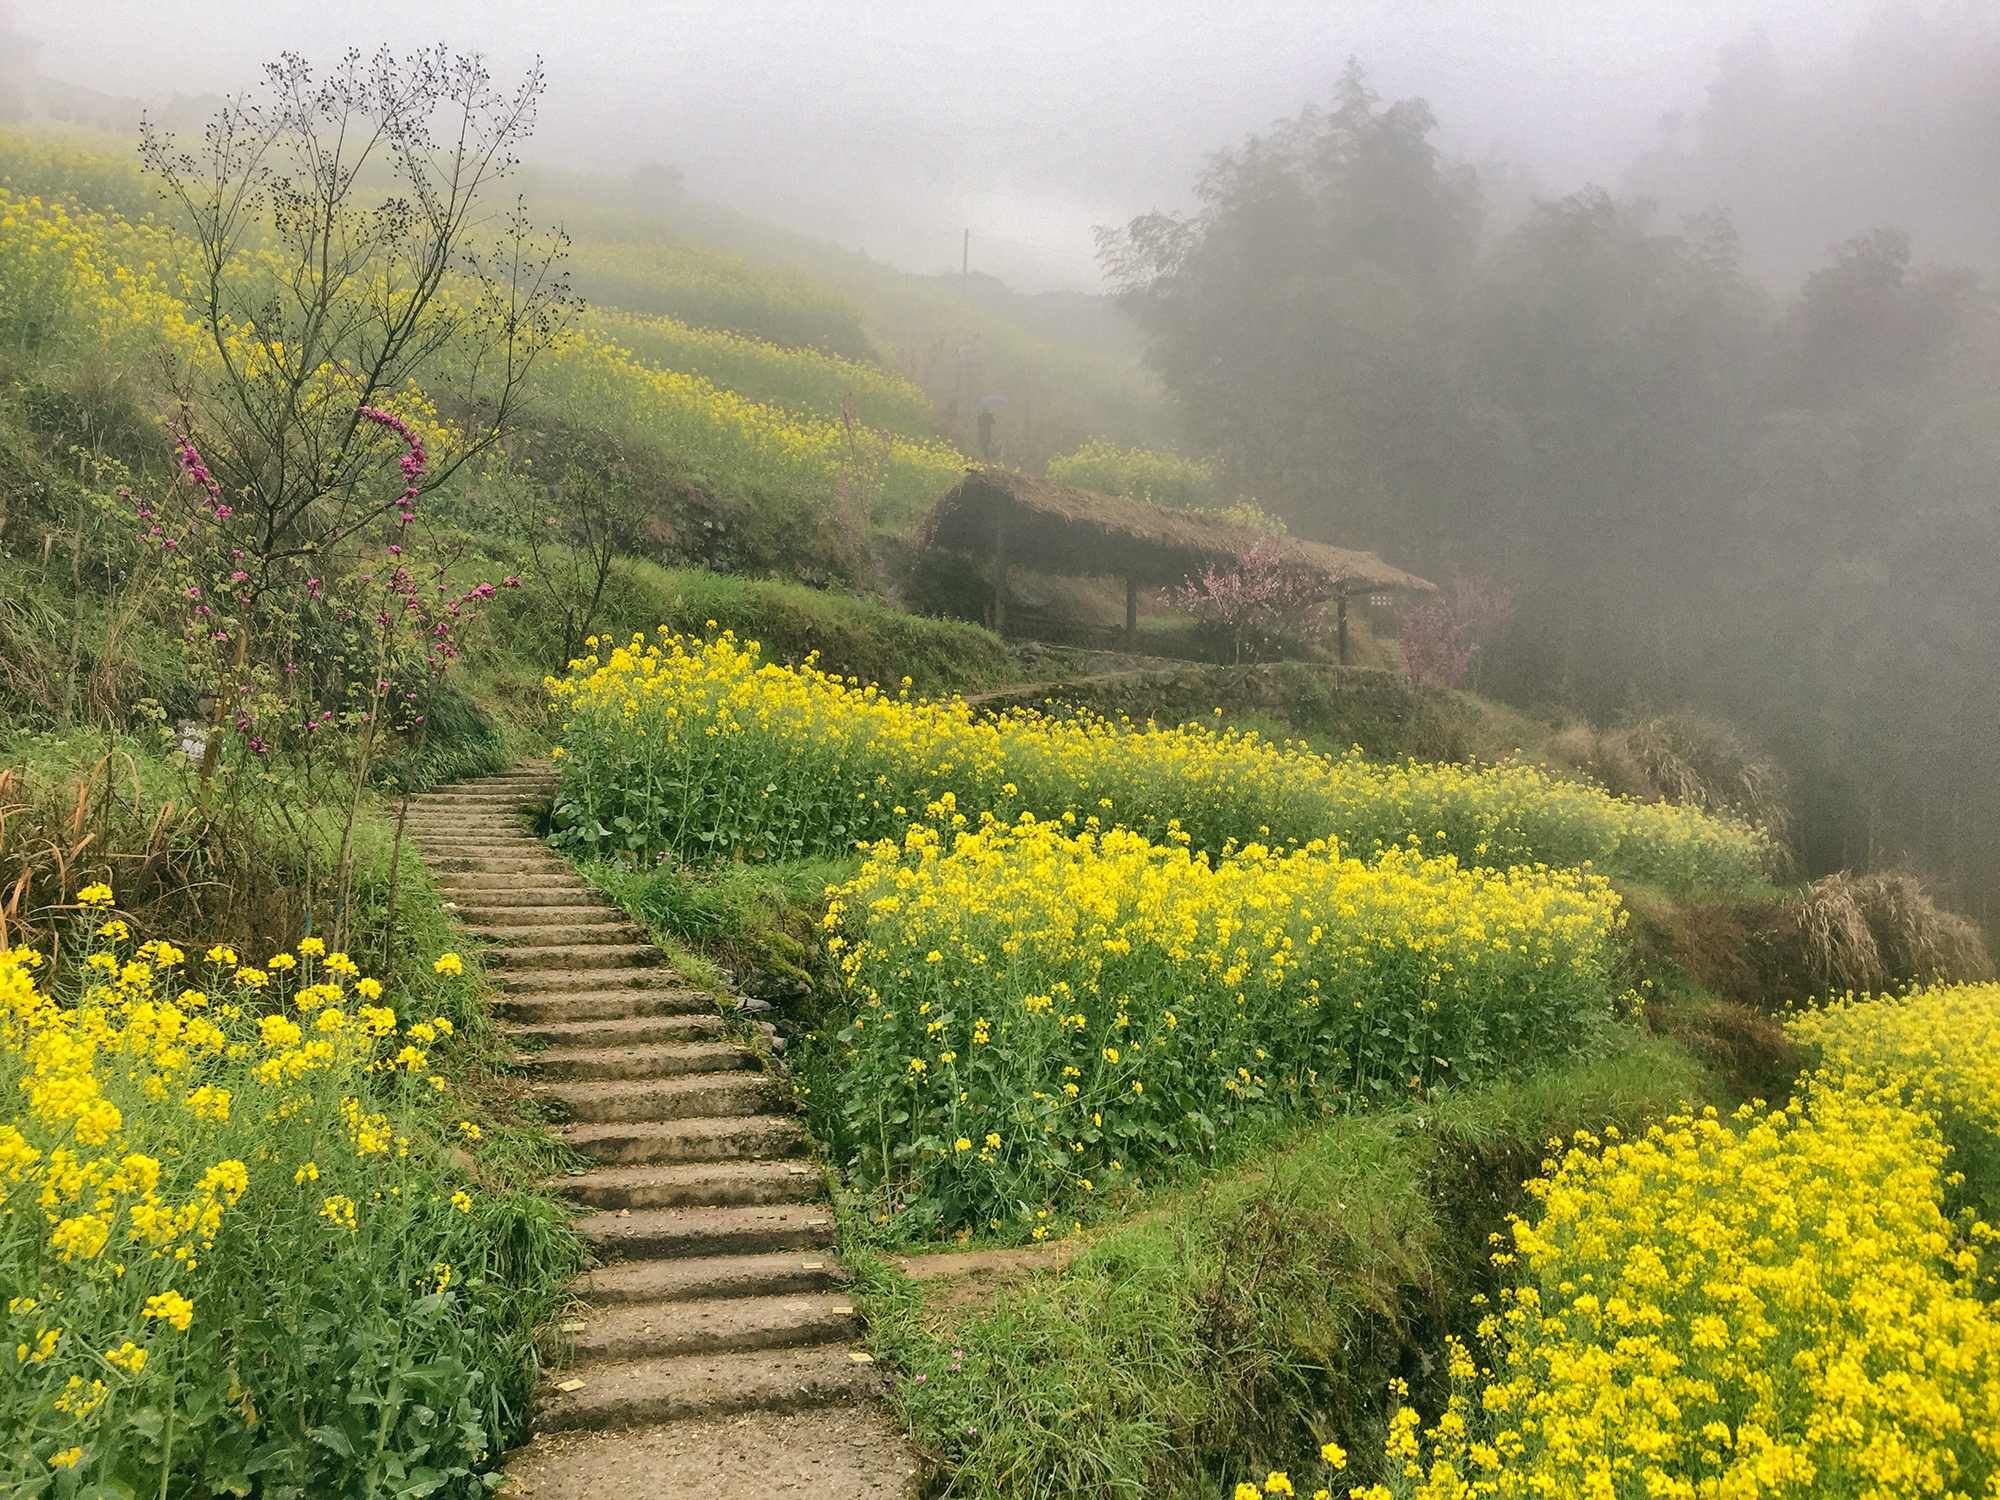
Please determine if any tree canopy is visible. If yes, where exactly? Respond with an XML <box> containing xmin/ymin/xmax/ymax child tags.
<box><xmin>1100</xmin><ymin>66</ymin><xmax>2000</xmax><ymax>930</ymax></box>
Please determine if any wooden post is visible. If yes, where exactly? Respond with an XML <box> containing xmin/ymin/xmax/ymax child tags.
<box><xmin>1125</xmin><ymin>573</ymin><xmax>1138</xmax><ymax>649</ymax></box>
<box><xmin>991</xmin><ymin>509</ymin><xmax>1008</xmax><ymax>636</ymax></box>
<box><xmin>1336</xmin><ymin>585</ymin><xmax>1350</xmax><ymax>666</ymax></box>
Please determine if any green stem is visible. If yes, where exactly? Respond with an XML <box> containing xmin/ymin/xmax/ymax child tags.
<box><xmin>158</xmin><ymin>1366</ymin><xmax>175</xmax><ymax>1500</ymax></box>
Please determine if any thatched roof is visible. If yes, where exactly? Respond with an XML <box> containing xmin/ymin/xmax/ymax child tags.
<box><xmin>919</xmin><ymin>468</ymin><xmax>1435</xmax><ymax>592</ymax></box>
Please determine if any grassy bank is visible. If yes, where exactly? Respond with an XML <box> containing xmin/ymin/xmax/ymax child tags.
<box><xmin>846</xmin><ymin>1042</ymin><xmax>1711</xmax><ymax>1499</ymax></box>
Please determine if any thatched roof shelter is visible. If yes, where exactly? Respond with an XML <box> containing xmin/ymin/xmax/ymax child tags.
<box><xmin>919</xmin><ymin>467</ymin><xmax>1435</xmax><ymax>593</ymax></box>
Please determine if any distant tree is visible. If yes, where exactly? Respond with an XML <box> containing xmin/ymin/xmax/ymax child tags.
<box><xmin>1401</xmin><ymin>576</ymin><xmax>1513</xmax><ymax>692</ymax></box>
<box><xmin>1097</xmin><ymin>62</ymin><xmax>1482</xmax><ymax>544</ymax></box>
<box><xmin>519</xmin><ymin>440</ymin><xmax>639</xmax><ymax>668</ymax></box>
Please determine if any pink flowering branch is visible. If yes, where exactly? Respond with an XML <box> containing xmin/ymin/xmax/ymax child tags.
<box><xmin>1177</xmin><ymin>537</ymin><xmax>1337</xmax><ymax>664</ymax></box>
<box><xmin>1402</xmin><ymin>575</ymin><xmax>1515</xmax><ymax>691</ymax></box>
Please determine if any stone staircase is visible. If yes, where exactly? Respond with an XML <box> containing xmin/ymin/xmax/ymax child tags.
<box><xmin>404</xmin><ymin>765</ymin><xmax>883</xmax><ymax>1446</ymax></box>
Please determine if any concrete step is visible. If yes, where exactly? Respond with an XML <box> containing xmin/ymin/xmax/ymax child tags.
<box><xmin>429</xmin><ymin>790</ymin><xmax>554</xmax><ymax>800</ymax></box>
<box><xmin>578</xmin><ymin>1250</ymin><xmax>844</xmax><ymax>1305</ymax></box>
<box><xmin>407</xmin><ymin>796</ymin><xmax>547</xmax><ymax>810</ymax></box>
<box><xmin>562</xmin><ymin>1115</ymin><xmax>812</xmax><ymax>1166</ymax></box>
<box><xmin>437</xmin><ymin>873</ymin><xmax>596</xmax><ymax>897</ymax></box>
<box><xmin>420</xmin><ymin>846</ymin><xmax>569</xmax><ymax>865</ymax></box>
<box><xmin>404</xmin><ymin>824</ymin><xmax>540</xmax><ymax>836</ymax></box>
<box><xmin>415</xmin><ymin>835</ymin><xmax>551</xmax><ymax>849</ymax></box>
<box><xmin>497</xmin><ymin>1404</ymin><xmax>918</xmax><ymax>1496</ymax></box>
<box><xmin>534</xmin><ymin>1343</ymin><xmax>879</xmax><ymax>1433</ymax></box>
<box><xmin>406</xmin><ymin>825</ymin><xmax>539</xmax><ymax>842</ymax></box>
<box><xmin>559</xmin><ymin>1160</ymin><xmax>822</xmax><ymax>1211</ymax></box>
<box><xmin>501</xmin><ymin>1008</ymin><xmax>721</xmax><ymax>1042</ymax></box>
<box><xmin>521</xmin><ymin>1040</ymin><xmax>752</xmax><ymax>1082</ymax></box>
<box><xmin>470</xmin><ymin>921</ymin><xmax>647</xmax><ymax>948</ymax></box>
<box><xmin>499</xmin><ymin>966</ymin><xmax>689</xmax><ymax>994</ymax></box>
<box><xmin>419</xmin><ymin>777</ymin><xmax>555</xmax><ymax>792</ymax></box>
<box><xmin>562</xmin><ymin>1292</ymin><xmax>857</xmax><ymax>1364</ymax></box>
<box><xmin>576</xmin><ymin>1203</ymin><xmax>834</xmax><ymax>1261</ymax></box>
<box><xmin>542</xmin><ymin>1071</ymin><xmax>779</xmax><ymax>1124</ymax></box>
<box><xmin>411</xmin><ymin>795</ymin><xmax>554</xmax><ymax>810</ymax></box>
<box><xmin>424</xmin><ymin>854</ymin><xmax>576</xmax><ymax>876</ymax></box>
<box><xmin>456</xmin><ymin>904</ymin><xmax>624</xmax><ymax>927</ymax></box>
<box><xmin>491</xmin><ymin>943</ymin><xmax>665</xmax><ymax>972</ymax></box>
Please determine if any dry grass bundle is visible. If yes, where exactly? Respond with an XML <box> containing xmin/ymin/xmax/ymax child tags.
<box><xmin>1782</xmin><ymin>869</ymin><xmax>1994</xmax><ymax>1003</ymax></box>
<box><xmin>0</xmin><ymin>748</ymin><xmax>247</xmax><ymax>956</ymax></box>
<box><xmin>1786</xmin><ymin>872</ymin><xmax>1889</xmax><ymax>996</ymax></box>
<box><xmin>1855</xmin><ymin>869</ymin><xmax>1996</xmax><ymax>986</ymax></box>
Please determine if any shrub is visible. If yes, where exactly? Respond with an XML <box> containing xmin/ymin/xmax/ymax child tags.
<box><xmin>1045</xmin><ymin>439</ymin><xmax>1217</xmax><ymax>509</ymax></box>
<box><xmin>817</xmin><ymin>813</ymin><xmax>1624</xmax><ymax>1233</ymax></box>
<box><xmin>545</xmin><ymin>631</ymin><xmax>1772</xmax><ymax>891</ymax></box>
<box><xmin>0</xmin><ymin>901</ymin><xmax>573</xmax><ymax>1496</ymax></box>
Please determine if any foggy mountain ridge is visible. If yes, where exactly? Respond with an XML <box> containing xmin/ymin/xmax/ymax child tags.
<box><xmin>10</xmin><ymin>1</ymin><xmax>1997</xmax><ymax>301</ymax></box>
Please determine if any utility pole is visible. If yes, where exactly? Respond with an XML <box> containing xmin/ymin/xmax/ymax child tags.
<box><xmin>962</xmin><ymin>228</ymin><xmax>969</xmax><ymax>299</ymax></box>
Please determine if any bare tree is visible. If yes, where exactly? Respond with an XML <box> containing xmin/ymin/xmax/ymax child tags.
<box><xmin>520</xmin><ymin>440</ymin><xmax>635</xmax><ymax>668</ymax></box>
<box><xmin>139</xmin><ymin>46</ymin><xmax>573</xmax><ymax>624</ymax></box>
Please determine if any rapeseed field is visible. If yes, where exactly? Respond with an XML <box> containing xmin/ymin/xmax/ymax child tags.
<box><xmin>546</xmin><ymin>629</ymin><xmax>1772</xmax><ymax>889</ymax></box>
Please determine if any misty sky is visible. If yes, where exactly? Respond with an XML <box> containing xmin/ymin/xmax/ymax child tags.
<box><xmin>20</xmin><ymin>1</ymin><xmax>1943</xmax><ymax>291</ymax></box>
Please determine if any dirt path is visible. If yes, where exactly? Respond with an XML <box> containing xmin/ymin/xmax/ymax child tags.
<box><xmin>405</xmin><ymin>767</ymin><xmax>919</xmax><ymax>1497</ymax></box>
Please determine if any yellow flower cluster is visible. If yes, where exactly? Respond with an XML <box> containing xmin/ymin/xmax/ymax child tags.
<box><xmin>0</xmin><ymin>188</ymin><xmax>205</xmax><ymax>371</ymax></box>
<box><xmin>0</xmin><ymin>188</ymin><xmax>462</xmax><ymax>470</ymax></box>
<box><xmin>1377</xmin><ymin>1085</ymin><xmax>2000</xmax><ymax>1499</ymax></box>
<box><xmin>1787</xmin><ymin>982</ymin><xmax>2000</xmax><ymax>1146</ymax></box>
<box><xmin>1</xmin><ymin>902</ymin><xmax>478</xmax><ymax>1474</ymax></box>
<box><xmin>823</xmin><ymin>809</ymin><xmax>1623</xmax><ymax>1225</ymax></box>
<box><xmin>547</xmin><ymin>630</ymin><xmax>1769</xmax><ymax>889</ymax></box>
<box><xmin>1047</xmin><ymin>438</ymin><xmax>1218</xmax><ymax>509</ymax></box>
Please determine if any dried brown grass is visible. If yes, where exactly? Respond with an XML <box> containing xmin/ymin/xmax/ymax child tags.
<box><xmin>0</xmin><ymin>751</ymin><xmax>241</xmax><ymax>957</ymax></box>
<box><xmin>1782</xmin><ymin>869</ymin><xmax>1994</xmax><ymax>1002</ymax></box>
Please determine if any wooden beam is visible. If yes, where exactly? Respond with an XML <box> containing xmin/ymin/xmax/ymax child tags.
<box><xmin>1336</xmin><ymin>584</ymin><xmax>1350</xmax><ymax>666</ymax></box>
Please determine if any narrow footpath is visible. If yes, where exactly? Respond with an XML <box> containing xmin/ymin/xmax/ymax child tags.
<box><xmin>403</xmin><ymin>766</ymin><xmax>919</xmax><ymax>1497</ymax></box>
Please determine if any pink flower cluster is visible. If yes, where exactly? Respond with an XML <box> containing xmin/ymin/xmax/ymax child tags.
<box><xmin>358</xmin><ymin>406</ymin><xmax>427</xmax><ymax>519</ymax></box>
<box><xmin>133</xmin><ymin>409</ymin><xmax>523</xmax><ymax>757</ymax></box>
<box><xmin>1176</xmin><ymin>537</ymin><xmax>1330</xmax><ymax>662</ymax></box>
<box><xmin>1401</xmin><ymin>576</ymin><xmax>1515</xmax><ymax>691</ymax></box>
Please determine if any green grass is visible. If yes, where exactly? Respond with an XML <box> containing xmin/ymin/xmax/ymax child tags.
<box><xmin>580</xmin><ymin>853</ymin><xmax>854</xmax><ymax>1000</ymax></box>
<box><xmin>560</xmin><ymin>231</ymin><xmax>879</xmax><ymax>360</ymax></box>
<box><xmin>849</xmin><ymin>1038</ymin><xmax>1713</xmax><ymax>1500</ymax></box>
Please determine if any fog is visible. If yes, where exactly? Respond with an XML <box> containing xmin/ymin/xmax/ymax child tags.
<box><xmin>5</xmin><ymin>1</ymin><xmax>1999</xmax><ymax>922</ymax></box>
<box><xmin>20</xmin><ymin>0</ymin><xmax>1979</xmax><ymax>293</ymax></box>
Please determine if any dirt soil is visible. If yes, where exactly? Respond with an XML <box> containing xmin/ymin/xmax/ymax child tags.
<box><xmin>499</xmin><ymin>1405</ymin><xmax>923</xmax><ymax>1498</ymax></box>
<box><xmin>891</xmin><ymin>1245</ymin><xmax>1076</xmax><ymax>1280</ymax></box>
<box><xmin>888</xmin><ymin>1243</ymin><xmax>1080</xmax><ymax>1314</ymax></box>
